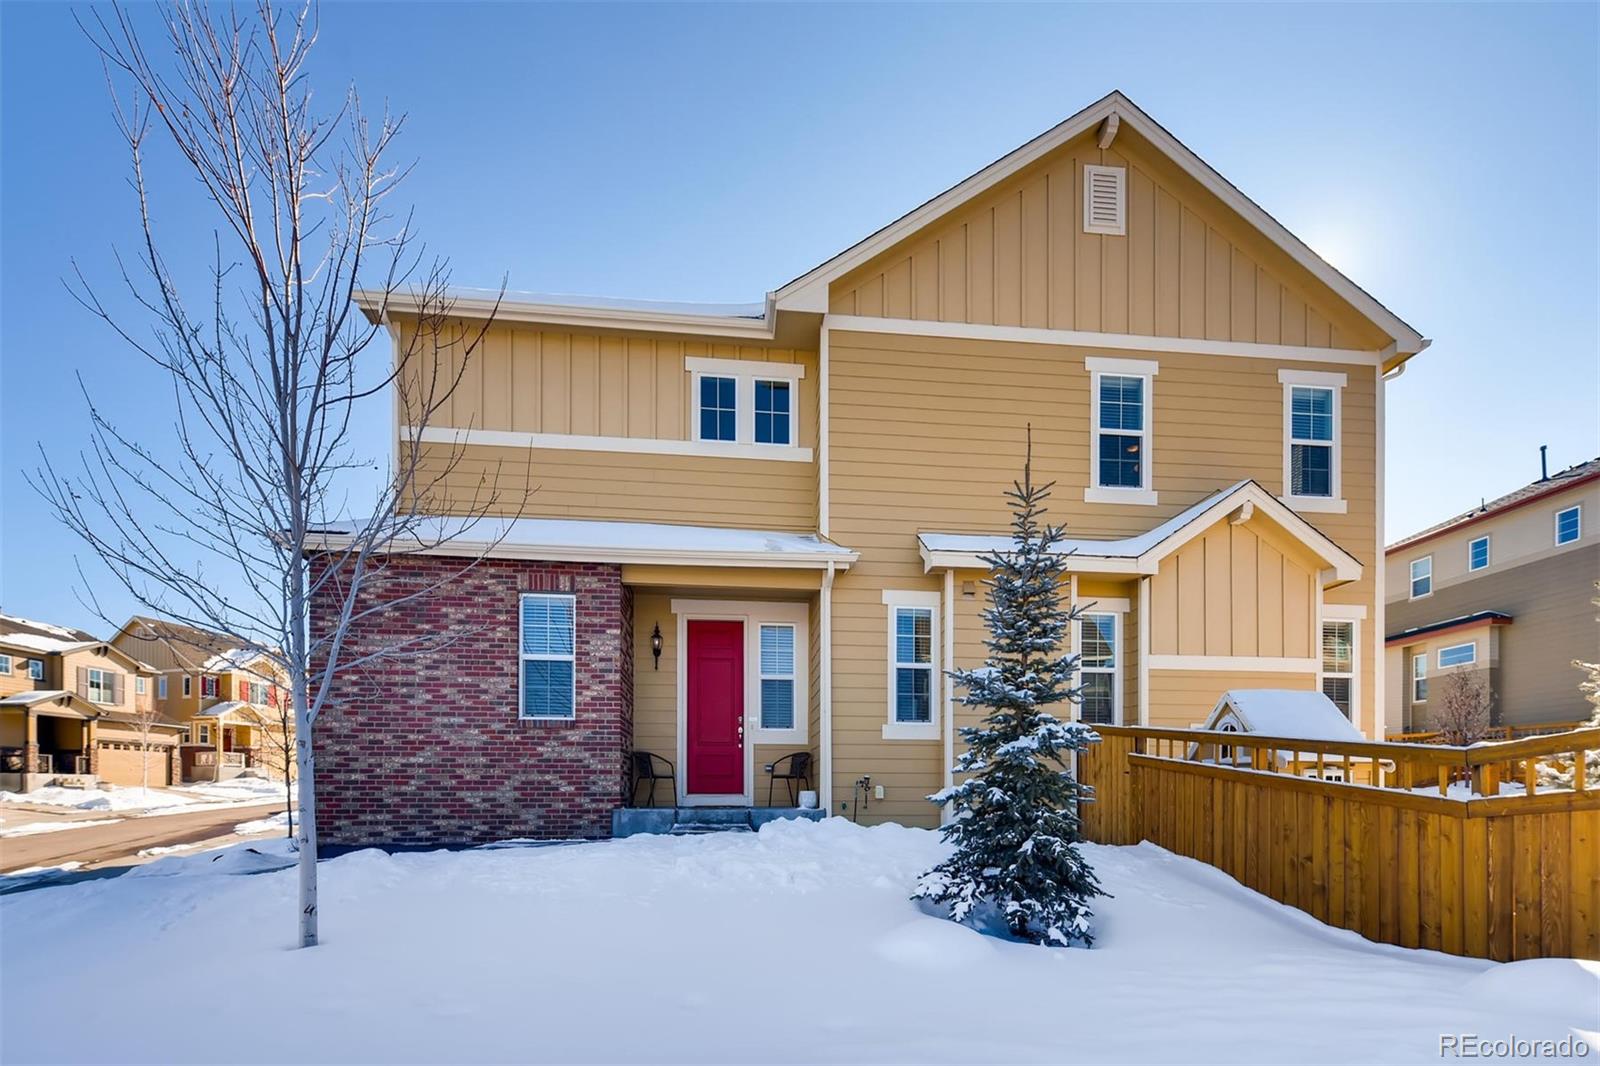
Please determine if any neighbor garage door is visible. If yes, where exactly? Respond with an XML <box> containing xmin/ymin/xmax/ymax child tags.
<box><xmin>97</xmin><ymin>741</ymin><xmax>173</xmax><ymax>787</ymax></box>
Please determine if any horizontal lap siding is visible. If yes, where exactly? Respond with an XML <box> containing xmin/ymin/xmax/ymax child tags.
<box><xmin>411</xmin><ymin>443</ymin><xmax>817</xmax><ymax>529</ymax></box>
<box><xmin>827</xmin><ymin>128</ymin><xmax>1385</xmax><ymax>351</ymax></box>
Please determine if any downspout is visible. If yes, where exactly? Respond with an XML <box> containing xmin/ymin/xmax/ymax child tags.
<box><xmin>942</xmin><ymin>567</ymin><xmax>955</xmax><ymax>824</ymax></box>
<box><xmin>1137</xmin><ymin>576</ymin><xmax>1151</xmax><ymax>726</ymax></box>
<box><xmin>818</xmin><ymin>316</ymin><xmax>831</xmax><ymax>540</ymax></box>
<box><xmin>820</xmin><ymin>559</ymin><xmax>835</xmax><ymax>814</ymax></box>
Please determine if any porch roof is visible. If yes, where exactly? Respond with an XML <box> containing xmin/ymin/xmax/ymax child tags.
<box><xmin>917</xmin><ymin>479</ymin><xmax>1362</xmax><ymax>585</ymax></box>
<box><xmin>311</xmin><ymin>517</ymin><xmax>860</xmax><ymax>570</ymax></box>
<box><xmin>193</xmin><ymin>700</ymin><xmax>259</xmax><ymax>721</ymax></box>
<box><xmin>0</xmin><ymin>691</ymin><xmax>96</xmax><ymax>719</ymax></box>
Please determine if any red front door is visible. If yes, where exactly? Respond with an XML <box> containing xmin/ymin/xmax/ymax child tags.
<box><xmin>686</xmin><ymin>620</ymin><xmax>745</xmax><ymax>796</ymax></box>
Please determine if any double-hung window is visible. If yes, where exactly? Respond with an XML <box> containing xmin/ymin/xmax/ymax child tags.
<box><xmin>1085</xmin><ymin>357</ymin><xmax>1157</xmax><ymax>505</ymax></box>
<box><xmin>758</xmin><ymin>625</ymin><xmax>796</xmax><ymax>730</ymax></box>
<box><xmin>688</xmin><ymin>357</ymin><xmax>806</xmax><ymax>454</ymax></box>
<box><xmin>246</xmin><ymin>680</ymin><xmax>269</xmax><ymax>704</ymax></box>
<box><xmin>520</xmin><ymin>594</ymin><xmax>576</xmax><ymax>719</ymax></box>
<box><xmin>883</xmin><ymin>591</ymin><xmax>940</xmax><ymax>740</ymax></box>
<box><xmin>1078</xmin><ymin>613</ymin><xmax>1119</xmax><ymax>725</ymax></box>
<box><xmin>28</xmin><ymin>659</ymin><xmax>44</xmax><ymax>681</ymax></box>
<box><xmin>1279</xmin><ymin>370</ymin><xmax>1345</xmax><ymax>511</ymax></box>
<box><xmin>201</xmin><ymin>675</ymin><xmax>219</xmax><ymax>699</ymax></box>
<box><xmin>1409</xmin><ymin>556</ymin><xmax>1432</xmax><ymax>599</ymax></box>
<box><xmin>1556</xmin><ymin>505</ymin><xmax>1582</xmax><ymax>546</ymax></box>
<box><xmin>1438</xmin><ymin>642</ymin><xmax>1477</xmax><ymax>668</ymax></box>
<box><xmin>1468</xmin><ymin>535</ymin><xmax>1490</xmax><ymax>572</ymax></box>
<box><xmin>158</xmin><ymin>675</ymin><xmax>168</xmax><ymax>700</ymax></box>
<box><xmin>0</xmin><ymin>654</ymin><xmax>10</xmax><ymax>674</ymax></box>
<box><xmin>1411</xmin><ymin>654</ymin><xmax>1428</xmax><ymax>704</ymax></box>
<box><xmin>183</xmin><ymin>675</ymin><xmax>192</xmax><ymax>698</ymax></box>
<box><xmin>1321</xmin><ymin>621</ymin><xmax>1355</xmax><ymax>719</ymax></box>
<box><xmin>197</xmin><ymin>723</ymin><xmax>211</xmax><ymax>746</ymax></box>
<box><xmin>135</xmin><ymin>676</ymin><xmax>147</xmax><ymax>696</ymax></box>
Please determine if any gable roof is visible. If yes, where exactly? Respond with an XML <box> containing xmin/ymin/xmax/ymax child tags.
<box><xmin>1204</xmin><ymin>689</ymin><xmax>1366</xmax><ymax>745</ymax></box>
<box><xmin>0</xmin><ymin>613</ymin><xmax>97</xmax><ymax>645</ymax></box>
<box><xmin>1386</xmin><ymin>457</ymin><xmax>1600</xmax><ymax>553</ymax></box>
<box><xmin>113</xmin><ymin>616</ymin><xmax>241</xmax><ymax>671</ymax></box>
<box><xmin>918</xmin><ymin>479</ymin><xmax>1362</xmax><ymax>585</ymax></box>
<box><xmin>775</xmin><ymin>90</ymin><xmax>1426</xmax><ymax>363</ymax></box>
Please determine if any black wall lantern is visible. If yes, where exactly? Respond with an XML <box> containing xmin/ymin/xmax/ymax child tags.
<box><xmin>650</xmin><ymin>623</ymin><xmax>663</xmax><ymax>669</ymax></box>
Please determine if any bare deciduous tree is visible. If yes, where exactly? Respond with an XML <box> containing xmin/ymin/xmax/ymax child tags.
<box><xmin>34</xmin><ymin>1</ymin><xmax>518</xmax><ymax>948</ymax></box>
<box><xmin>1433</xmin><ymin>667</ymin><xmax>1493</xmax><ymax>746</ymax></box>
<box><xmin>124</xmin><ymin>681</ymin><xmax>167</xmax><ymax>794</ymax></box>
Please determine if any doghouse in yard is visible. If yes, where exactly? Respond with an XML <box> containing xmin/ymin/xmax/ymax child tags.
<box><xmin>1188</xmin><ymin>689</ymin><xmax>1382</xmax><ymax>784</ymax></box>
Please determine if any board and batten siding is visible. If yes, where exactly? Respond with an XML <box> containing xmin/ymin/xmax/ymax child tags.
<box><xmin>825</xmin><ymin>328</ymin><xmax>1378</xmax><ymax>823</ymax></box>
<box><xmin>827</xmin><ymin>128</ymin><xmax>1387</xmax><ymax>352</ymax></box>
<box><xmin>398</xmin><ymin>319</ymin><xmax>819</xmax><ymax>530</ymax></box>
<box><xmin>1146</xmin><ymin>669</ymin><xmax>1318</xmax><ymax>729</ymax></box>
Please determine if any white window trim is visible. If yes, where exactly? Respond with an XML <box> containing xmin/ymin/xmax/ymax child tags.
<box><xmin>687</xmin><ymin>356</ymin><xmax>805</xmax><ymax>452</ymax></box>
<box><xmin>1278</xmin><ymin>368</ymin><xmax>1346</xmax><ymax>513</ymax></box>
<box><xmin>1468</xmin><ymin>534</ymin><xmax>1491</xmax><ymax>572</ymax></box>
<box><xmin>757</xmin><ymin>622</ymin><xmax>799</xmax><ymax>735</ymax></box>
<box><xmin>1409</xmin><ymin>555</ymin><xmax>1433</xmax><ymax>600</ymax></box>
<box><xmin>1085</xmin><ymin>356</ymin><xmax>1159</xmax><ymax>506</ymax></box>
<box><xmin>182</xmin><ymin>675</ymin><xmax>192</xmax><ymax>698</ymax></box>
<box><xmin>201</xmin><ymin>675</ymin><xmax>219</xmax><ymax>699</ymax></box>
<box><xmin>1555</xmin><ymin>505</ymin><xmax>1582</xmax><ymax>546</ymax></box>
<box><xmin>671</xmin><ymin>598</ymin><xmax>810</xmax><ymax>805</ymax></box>
<box><xmin>135</xmin><ymin>676</ymin><xmax>147</xmax><ymax>695</ymax></box>
<box><xmin>1412</xmin><ymin>653</ymin><xmax>1428</xmax><ymax>704</ymax></box>
<box><xmin>1318</xmin><ymin>609</ymin><xmax>1361</xmax><ymax>725</ymax></box>
<box><xmin>882</xmin><ymin>589</ymin><xmax>941</xmax><ymax>740</ymax></box>
<box><xmin>158</xmin><ymin>675</ymin><xmax>168</xmax><ymax>700</ymax></box>
<box><xmin>1437</xmin><ymin>642</ymin><xmax>1478</xmax><ymax>669</ymax></box>
<box><xmin>28</xmin><ymin>659</ymin><xmax>44</xmax><ymax>681</ymax></box>
<box><xmin>197</xmin><ymin>723</ymin><xmax>212</xmax><ymax>746</ymax></box>
<box><xmin>0</xmin><ymin>655</ymin><xmax>10</xmax><ymax>675</ymax></box>
<box><xmin>518</xmin><ymin>592</ymin><xmax>578</xmax><ymax>720</ymax></box>
<box><xmin>1077</xmin><ymin>609</ymin><xmax>1124</xmax><ymax>726</ymax></box>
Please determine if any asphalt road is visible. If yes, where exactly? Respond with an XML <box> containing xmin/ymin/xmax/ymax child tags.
<box><xmin>0</xmin><ymin>801</ymin><xmax>289</xmax><ymax>875</ymax></box>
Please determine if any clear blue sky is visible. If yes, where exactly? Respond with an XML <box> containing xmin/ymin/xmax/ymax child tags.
<box><xmin>2</xmin><ymin>2</ymin><xmax>1596</xmax><ymax>635</ymax></box>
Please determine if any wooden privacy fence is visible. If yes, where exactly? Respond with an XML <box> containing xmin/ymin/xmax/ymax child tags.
<box><xmin>1078</xmin><ymin>725</ymin><xmax>1600</xmax><ymax>962</ymax></box>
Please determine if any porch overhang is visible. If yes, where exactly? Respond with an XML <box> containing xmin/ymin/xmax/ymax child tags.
<box><xmin>310</xmin><ymin>517</ymin><xmax>859</xmax><ymax>571</ymax></box>
<box><xmin>917</xmin><ymin>480</ymin><xmax>1362</xmax><ymax>587</ymax></box>
<box><xmin>0</xmin><ymin>691</ymin><xmax>98</xmax><ymax>720</ymax></box>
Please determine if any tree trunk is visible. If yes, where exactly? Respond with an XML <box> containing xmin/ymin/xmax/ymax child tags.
<box><xmin>292</xmin><ymin>567</ymin><xmax>318</xmax><ymax>948</ymax></box>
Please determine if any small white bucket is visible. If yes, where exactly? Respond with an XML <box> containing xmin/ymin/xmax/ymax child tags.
<box><xmin>798</xmin><ymin>789</ymin><xmax>819</xmax><ymax>810</ymax></box>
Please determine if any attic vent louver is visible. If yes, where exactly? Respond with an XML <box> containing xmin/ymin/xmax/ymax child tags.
<box><xmin>1083</xmin><ymin>164</ymin><xmax>1126</xmax><ymax>236</ymax></box>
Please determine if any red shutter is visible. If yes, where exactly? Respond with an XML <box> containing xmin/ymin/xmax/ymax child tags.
<box><xmin>268</xmin><ymin>684</ymin><xmax>279</xmax><ymax>706</ymax></box>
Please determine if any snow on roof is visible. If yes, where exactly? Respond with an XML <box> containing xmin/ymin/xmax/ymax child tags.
<box><xmin>920</xmin><ymin>481</ymin><xmax>1254</xmax><ymax>561</ymax></box>
<box><xmin>0</xmin><ymin>633</ymin><xmax>97</xmax><ymax>655</ymax></box>
<box><xmin>313</xmin><ymin>517</ymin><xmax>859</xmax><ymax>569</ymax></box>
<box><xmin>201</xmin><ymin>649</ymin><xmax>266</xmax><ymax>673</ymax></box>
<box><xmin>1207</xmin><ymin>690</ymin><xmax>1365</xmax><ymax>744</ymax></box>
<box><xmin>0</xmin><ymin>614</ymin><xmax>95</xmax><ymax>641</ymax></box>
<box><xmin>193</xmin><ymin>700</ymin><xmax>251</xmax><ymax>719</ymax></box>
<box><xmin>0</xmin><ymin>690</ymin><xmax>73</xmax><ymax>707</ymax></box>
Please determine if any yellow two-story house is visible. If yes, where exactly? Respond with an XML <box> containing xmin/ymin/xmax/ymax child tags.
<box><xmin>313</xmin><ymin>91</ymin><xmax>1428</xmax><ymax>845</ymax></box>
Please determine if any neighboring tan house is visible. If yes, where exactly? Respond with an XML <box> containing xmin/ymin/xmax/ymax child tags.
<box><xmin>110</xmin><ymin>617</ymin><xmax>292</xmax><ymax>783</ymax></box>
<box><xmin>1384</xmin><ymin>455</ymin><xmax>1600</xmax><ymax>735</ymax></box>
<box><xmin>0</xmin><ymin>614</ymin><xmax>183</xmax><ymax>791</ymax></box>
<box><xmin>312</xmin><ymin>90</ymin><xmax>1429</xmax><ymax>844</ymax></box>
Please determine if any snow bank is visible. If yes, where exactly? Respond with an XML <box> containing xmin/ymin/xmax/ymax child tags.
<box><xmin>0</xmin><ymin>786</ymin><xmax>196</xmax><ymax>813</ymax></box>
<box><xmin>233</xmin><ymin>810</ymin><xmax>289</xmax><ymax>835</ymax></box>
<box><xmin>176</xmin><ymin>776</ymin><xmax>285</xmax><ymax>802</ymax></box>
<box><xmin>0</xmin><ymin>817</ymin><xmax>122</xmax><ymax>838</ymax></box>
<box><xmin>1</xmin><ymin>820</ymin><xmax>1592</xmax><ymax>1064</ymax></box>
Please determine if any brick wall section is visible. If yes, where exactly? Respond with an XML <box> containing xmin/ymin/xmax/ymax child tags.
<box><xmin>311</xmin><ymin>556</ymin><xmax>632</xmax><ymax>846</ymax></box>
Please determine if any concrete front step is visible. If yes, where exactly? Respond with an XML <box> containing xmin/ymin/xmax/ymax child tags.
<box><xmin>612</xmin><ymin>806</ymin><xmax>826</xmax><ymax>838</ymax></box>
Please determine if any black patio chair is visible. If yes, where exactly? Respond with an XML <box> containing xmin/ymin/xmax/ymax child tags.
<box><xmin>629</xmin><ymin>751</ymin><xmax>676</xmax><ymax>807</ymax></box>
<box><xmin>766</xmin><ymin>751</ymin><xmax>812</xmax><ymax>807</ymax></box>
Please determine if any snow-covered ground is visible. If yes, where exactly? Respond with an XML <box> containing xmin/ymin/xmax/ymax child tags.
<box><xmin>0</xmin><ymin>776</ymin><xmax>286</xmax><ymax>815</ymax></box>
<box><xmin>0</xmin><ymin>817</ymin><xmax>122</xmax><ymax>838</ymax></box>
<box><xmin>1</xmin><ymin>820</ymin><xmax>1594</xmax><ymax>1064</ymax></box>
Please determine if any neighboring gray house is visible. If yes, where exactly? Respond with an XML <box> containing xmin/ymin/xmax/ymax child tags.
<box><xmin>1384</xmin><ymin>455</ymin><xmax>1600</xmax><ymax>734</ymax></box>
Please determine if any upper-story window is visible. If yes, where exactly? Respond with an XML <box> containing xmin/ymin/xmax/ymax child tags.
<box><xmin>1085</xmin><ymin>357</ymin><xmax>1158</xmax><ymax>506</ymax></box>
<box><xmin>0</xmin><ymin>654</ymin><xmax>10</xmax><ymax>675</ymax></box>
<box><xmin>85</xmin><ymin>668</ymin><xmax>117</xmax><ymax>705</ymax></box>
<box><xmin>183</xmin><ymin>675</ymin><xmax>192</xmax><ymax>698</ymax></box>
<box><xmin>687</xmin><ymin>357</ymin><xmax>805</xmax><ymax>453</ymax></box>
<box><xmin>158</xmin><ymin>675</ymin><xmax>168</xmax><ymax>699</ymax></box>
<box><xmin>201</xmin><ymin>675</ymin><xmax>219</xmax><ymax>699</ymax></box>
<box><xmin>1278</xmin><ymin>369</ymin><xmax>1345</xmax><ymax>513</ymax></box>
<box><xmin>1468</xmin><ymin>535</ymin><xmax>1490</xmax><ymax>572</ymax></box>
<box><xmin>28</xmin><ymin>659</ymin><xmax>44</xmax><ymax>681</ymax></box>
<box><xmin>1409</xmin><ymin>556</ymin><xmax>1432</xmax><ymax>599</ymax></box>
<box><xmin>1556</xmin><ymin>505</ymin><xmax>1582</xmax><ymax>546</ymax></box>
<box><xmin>136</xmin><ymin>676</ymin><xmax>147</xmax><ymax>695</ymax></box>
<box><xmin>754</xmin><ymin>381</ymin><xmax>791</xmax><ymax>446</ymax></box>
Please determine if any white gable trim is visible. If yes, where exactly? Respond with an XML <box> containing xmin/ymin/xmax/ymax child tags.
<box><xmin>774</xmin><ymin>92</ymin><xmax>1424</xmax><ymax>356</ymax></box>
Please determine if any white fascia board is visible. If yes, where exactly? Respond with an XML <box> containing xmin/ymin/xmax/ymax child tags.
<box><xmin>355</xmin><ymin>289</ymin><xmax>778</xmax><ymax>341</ymax></box>
<box><xmin>310</xmin><ymin>533</ymin><xmax>857</xmax><ymax>571</ymax></box>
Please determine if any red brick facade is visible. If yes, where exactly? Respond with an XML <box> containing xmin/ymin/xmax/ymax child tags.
<box><xmin>310</xmin><ymin>556</ymin><xmax>632</xmax><ymax>845</ymax></box>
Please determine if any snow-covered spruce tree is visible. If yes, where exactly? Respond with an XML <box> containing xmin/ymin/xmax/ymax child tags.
<box><xmin>913</xmin><ymin>437</ymin><xmax>1105</xmax><ymax>946</ymax></box>
<box><xmin>1538</xmin><ymin>581</ymin><xmax>1600</xmax><ymax>791</ymax></box>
